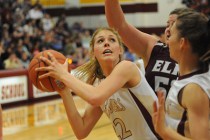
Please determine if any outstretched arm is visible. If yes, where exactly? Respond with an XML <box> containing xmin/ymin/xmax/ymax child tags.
<box><xmin>105</xmin><ymin>0</ymin><xmax>158</xmax><ymax>66</ymax></box>
<box><xmin>37</xmin><ymin>54</ymin><xmax>140</xmax><ymax>106</ymax></box>
<box><xmin>57</xmin><ymin>87</ymin><xmax>103</xmax><ymax>139</ymax></box>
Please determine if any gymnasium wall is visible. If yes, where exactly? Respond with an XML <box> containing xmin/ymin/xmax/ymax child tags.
<box><xmin>41</xmin><ymin>0</ymin><xmax>185</xmax><ymax>34</ymax></box>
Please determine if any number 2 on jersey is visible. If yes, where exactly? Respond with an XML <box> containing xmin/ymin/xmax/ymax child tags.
<box><xmin>113</xmin><ymin>118</ymin><xmax>132</xmax><ymax>139</ymax></box>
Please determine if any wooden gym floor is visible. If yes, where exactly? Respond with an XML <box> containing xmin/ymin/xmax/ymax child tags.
<box><xmin>2</xmin><ymin>96</ymin><xmax>118</xmax><ymax>140</ymax></box>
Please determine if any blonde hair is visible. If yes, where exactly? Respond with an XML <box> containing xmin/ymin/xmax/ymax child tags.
<box><xmin>74</xmin><ymin>27</ymin><xmax>124</xmax><ymax>84</ymax></box>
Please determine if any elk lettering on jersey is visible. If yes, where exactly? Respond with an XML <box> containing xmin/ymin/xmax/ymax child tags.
<box><xmin>145</xmin><ymin>42</ymin><xmax>179</xmax><ymax>96</ymax></box>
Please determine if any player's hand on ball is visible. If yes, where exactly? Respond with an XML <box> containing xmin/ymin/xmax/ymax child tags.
<box><xmin>36</xmin><ymin>52</ymin><xmax>70</xmax><ymax>82</ymax></box>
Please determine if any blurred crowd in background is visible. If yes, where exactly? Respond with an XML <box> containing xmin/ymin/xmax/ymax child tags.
<box><xmin>182</xmin><ymin>0</ymin><xmax>210</xmax><ymax>17</ymax></box>
<box><xmin>0</xmin><ymin>0</ymin><xmax>95</xmax><ymax>70</ymax></box>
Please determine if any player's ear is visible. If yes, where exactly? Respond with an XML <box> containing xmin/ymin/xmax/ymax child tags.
<box><xmin>180</xmin><ymin>37</ymin><xmax>190</xmax><ymax>51</ymax></box>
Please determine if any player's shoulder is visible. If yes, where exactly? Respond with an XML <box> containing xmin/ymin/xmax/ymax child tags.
<box><xmin>118</xmin><ymin>60</ymin><xmax>137</xmax><ymax>67</ymax></box>
<box><xmin>182</xmin><ymin>82</ymin><xmax>209</xmax><ymax>108</ymax></box>
<box><xmin>116</xmin><ymin>60</ymin><xmax>138</xmax><ymax>72</ymax></box>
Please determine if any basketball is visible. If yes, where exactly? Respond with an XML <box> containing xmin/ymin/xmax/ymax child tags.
<box><xmin>28</xmin><ymin>49</ymin><xmax>72</xmax><ymax>92</ymax></box>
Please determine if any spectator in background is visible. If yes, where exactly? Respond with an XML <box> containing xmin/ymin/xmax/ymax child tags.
<box><xmin>1</xmin><ymin>2</ymin><xmax>13</xmax><ymax>33</ymax></box>
<box><xmin>23</xmin><ymin>19</ymin><xmax>35</xmax><ymax>38</ymax></box>
<box><xmin>13</xmin><ymin>7</ymin><xmax>25</xmax><ymax>26</ymax></box>
<box><xmin>3</xmin><ymin>51</ymin><xmax>23</xmax><ymax>69</ymax></box>
<box><xmin>1</xmin><ymin>43</ymin><xmax>15</xmax><ymax>61</ymax></box>
<box><xmin>64</xmin><ymin>37</ymin><xmax>76</xmax><ymax>57</ymax></box>
<box><xmin>21</xmin><ymin>0</ymin><xmax>32</xmax><ymax>16</ymax></box>
<box><xmin>15</xmin><ymin>39</ymin><xmax>30</xmax><ymax>59</ymax></box>
<box><xmin>51</xmin><ymin>35</ymin><xmax>63</xmax><ymax>52</ymax></box>
<box><xmin>21</xmin><ymin>51</ymin><xmax>30</xmax><ymax>68</ymax></box>
<box><xmin>124</xmin><ymin>46</ymin><xmax>136</xmax><ymax>62</ymax></box>
<box><xmin>31</xmin><ymin>40</ymin><xmax>41</xmax><ymax>57</ymax></box>
<box><xmin>2</xmin><ymin>24</ymin><xmax>11</xmax><ymax>48</ymax></box>
<box><xmin>80</xmin><ymin>29</ymin><xmax>92</xmax><ymax>49</ymax></box>
<box><xmin>26</xmin><ymin>4</ymin><xmax>43</xmax><ymax>20</ymax></box>
<box><xmin>0</xmin><ymin>42</ymin><xmax>5</xmax><ymax>70</ymax></box>
<box><xmin>55</xmin><ymin>14</ymin><xmax>69</xmax><ymax>37</ymax></box>
<box><xmin>71</xmin><ymin>21</ymin><xmax>83</xmax><ymax>34</ymax></box>
<box><xmin>41</xmin><ymin>13</ymin><xmax>55</xmax><ymax>32</ymax></box>
<box><xmin>42</xmin><ymin>29</ymin><xmax>54</xmax><ymax>48</ymax></box>
<box><xmin>26</xmin><ymin>4</ymin><xmax>43</xmax><ymax>28</ymax></box>
<box><xmin>22</xmin><ymin>35</ymin><xmax>33</xmax><ymax>54</ymax></box>
<box><xmin>12</xmin><ymin>24</ymin><xmax>24</xmax><ymax>42</ymax></box>
<box><xmin>33</xmin><ymin>27</ymin><xmax>44</xmax><ymax>44</ymax></box>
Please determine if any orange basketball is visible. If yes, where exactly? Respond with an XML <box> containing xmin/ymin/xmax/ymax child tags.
<box><xmin>28</xmin><ymin>50</ymin><xmax>72</xmax><ymax>92</ymax></box>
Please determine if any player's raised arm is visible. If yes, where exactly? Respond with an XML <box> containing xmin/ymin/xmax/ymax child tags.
<box><xmin>105</xmin><ymin>0</ymin><xmax>158</xmax><ymax>65</ymax></box>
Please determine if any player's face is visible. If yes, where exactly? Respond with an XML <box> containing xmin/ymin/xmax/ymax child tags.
<box><xmin>168</xmin><ymin>22</ymin><xmax>181</xmax><ymax>62</ymax></box>
<box><xmin>165</xmin><ymin>14</ymin><xmax>177</xmax><ymax>45</ymax></box>
<box><xmin>93</xmin><ymin>30</ymin><xmax>122</xmax><ymax>64</ymax></box>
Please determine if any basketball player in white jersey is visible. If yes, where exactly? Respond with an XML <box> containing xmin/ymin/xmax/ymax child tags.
<box><xmin>36</xmin><ymin>27</ymin><xmax>161</xmax><ymax>140</ymax></box>
<box><xmin>153</xmin><ymin>10</ymin><xmax>210</xmax><ymax>139</ymax></box>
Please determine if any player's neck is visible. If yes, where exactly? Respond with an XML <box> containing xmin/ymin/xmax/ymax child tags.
<box><xmin>179</xmin><ymin>62</ymin><xmax>200</xmax><ymax>76</ymax></box>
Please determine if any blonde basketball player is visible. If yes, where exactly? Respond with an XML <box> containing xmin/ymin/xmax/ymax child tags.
<box><xmin>36</xmin><ymin>27</ymin><xmax>161</xmax><ymax>140</ymax></box>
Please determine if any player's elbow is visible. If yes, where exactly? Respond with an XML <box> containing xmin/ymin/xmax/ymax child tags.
<box><xmin>75</xmin><ymin>134</ymin><xmax>86</xmax><ymax>140</ymax></box>
<box><xmin>72</xmin><ymin>124</ymin><xmax>91</xmax><ymax>139</ymax></box>
<box><xmin>87</xmin><ymin>95</ymin><xmax>104</xmax><ymax>106</ymax></box>
<box><xmin>74</xmin><ymin>131</ymin><xmax>89</xmax><ymax>140</ymax></box>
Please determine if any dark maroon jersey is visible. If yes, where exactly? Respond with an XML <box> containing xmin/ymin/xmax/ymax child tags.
<box><xmin>145</xmin><ymin>41</ymin><xmax>179</xmax><ymax>97</ymax></box>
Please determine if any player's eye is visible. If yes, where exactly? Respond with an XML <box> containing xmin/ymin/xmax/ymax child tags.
<box><xmin>110</xmin><ymin>38</ymin><xmax>116</xmax><ymax>42</ymax></box>
<box><xmin>97</xmin><ymin>39</ymin><xmax>104</xmax><ymax>43</ymax></box>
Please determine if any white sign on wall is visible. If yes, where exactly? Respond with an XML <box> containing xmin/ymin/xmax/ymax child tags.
<box><xmin>0</xmin><ymin>76</ymin><xmax>28</xmax><ymax>104</ymax></box>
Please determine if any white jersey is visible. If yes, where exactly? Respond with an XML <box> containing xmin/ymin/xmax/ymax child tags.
<box><xmin>165</xmin><ymin>66</ymin><xmax>210</xmax><ymax>138</ymax></box>
<box><xmin>100</xmin><ymin>69</ymin><xmax>160</xmax><ymax>140</ymax></box>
